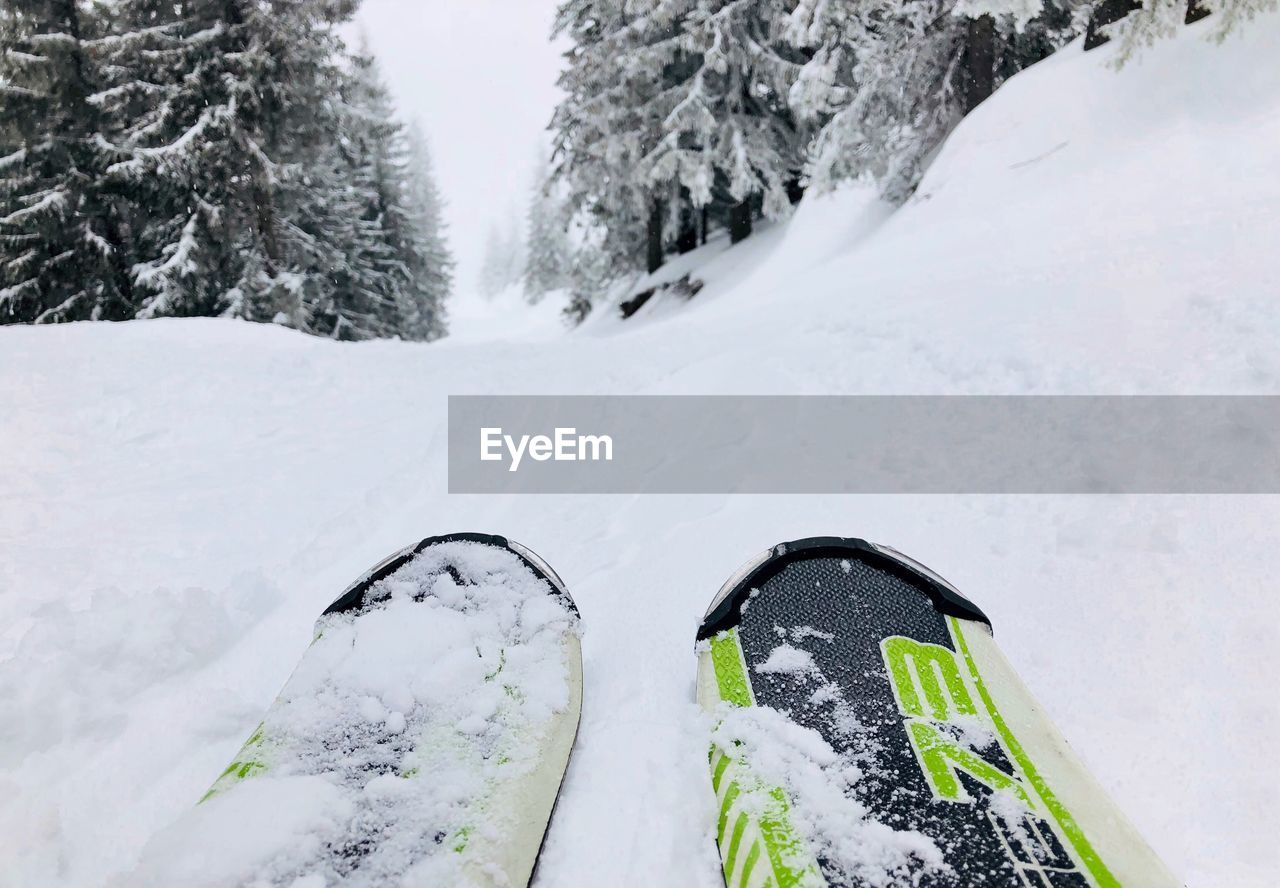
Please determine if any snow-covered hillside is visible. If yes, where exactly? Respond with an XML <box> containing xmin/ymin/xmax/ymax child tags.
<box><xmin>3</xmin><ymin>17</ymin><xmax>1279</xmax><ymax>887</ymax></box>
<box><xmin>586</xmin><ymin>14</ymin><xmax>1280</xmax><ymax>394</ymax></box>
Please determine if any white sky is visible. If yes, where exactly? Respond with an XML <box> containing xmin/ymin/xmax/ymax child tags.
<box><xmin>353</xmin><ymin>0</ymin><xmax>567</xmax><ymax>294</ymax></box>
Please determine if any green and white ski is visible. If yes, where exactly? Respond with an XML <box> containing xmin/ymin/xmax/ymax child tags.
<box><xmin>130</xmin><ymin>533</ymin><xmax>581</xmax><ymax>888</ymax></box>
<box><xmin>696</xmin><ymin>537</ymin><xmax>1177</xmax><ymax>888</ymax></box>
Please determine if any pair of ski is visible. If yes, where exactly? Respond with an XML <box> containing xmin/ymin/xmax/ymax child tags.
<box><xmin>130</xmin><ymin>534</ymin><xmax>1177</xmax><ymax>887</ymax></box>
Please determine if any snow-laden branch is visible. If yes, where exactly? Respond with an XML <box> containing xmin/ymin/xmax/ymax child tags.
<box><xmin>4</xmin><ymin>49</ymin><xmax>49</xmax><ymax>65</ymax></box>
<box><xmin>88</xmin><ymin>79</ymin><xmax>166</xmax><ymax>108</ymax></box>
<box><xmin>84</xmin><ymin>23</ymin><xmax>179</xmax><ymax>50</ymax></box>
<box><xmin>134</xmin><ymin>211</ymin><xmax>202</xmax><ymax>309</ymax></box>
<box><xmin>34</xmin><ymin>290</ymin><xmax>86</xmax><ymax>324</ymax></box>
<box><xmin>0</xmin><ymin>148</ymin><xmax>27</xmax><ymax>172</ymax></box>
<box><xmin>107</xmin><ymin>102</ymin><xmax>233</xmax><ymax>177</ymax></box>
<box><xmin>1</xmin><ymin>188</ymin><xmax>68</xmax><ymax>226</ymax></box>
<box><xmin>82</xmin><ymin>225</ymin><xmax>113</xmax><ymax>258</ymax></box>
<box><xmin>26</xmin><ymin>32</ymin><xmax>78</xmax><ymax>48</ymax></box>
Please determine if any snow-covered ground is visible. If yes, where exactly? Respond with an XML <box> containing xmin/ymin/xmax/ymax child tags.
<box><xmin>446</xmin><ymin>283</ymin><xmax>571</xmax><ymax>343</ymax></box>
<box><xmin>3</xmin><ymin>17</ymin><xmax>1279</xmax><ymax>887</ymax></box>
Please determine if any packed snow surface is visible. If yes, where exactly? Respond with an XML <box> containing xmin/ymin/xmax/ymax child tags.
<box><xmin>3</xmin><ymin>17</ymin><xmax>1280</xmax><ymax>887</ymax></box>
<box><xmin>124</xmin><ymin>541</ymin><xmax>577</xmax><ymax>886</ymax></box>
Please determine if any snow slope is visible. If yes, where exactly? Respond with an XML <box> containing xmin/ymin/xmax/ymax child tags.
<box><xmin>3</xmin><ymin>17</ymin><xmax>1279</xmax><ymax>887</ymax></box>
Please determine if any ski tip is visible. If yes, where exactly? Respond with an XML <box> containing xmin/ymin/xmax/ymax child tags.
<box><xmin>696</xmin><ymin>536</ymin><xmax>989</xmax><ymax>642</ymax></box>
<box><xmin>323</xmin><ymin>532</ymin><xmax>579</xmax><ymax>618</ymax></box>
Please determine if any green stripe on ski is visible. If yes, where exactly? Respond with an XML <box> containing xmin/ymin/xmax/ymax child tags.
<box><xmin>708</xmin><ymin>629</ymin><xmax>822</xmax><ymax>888</ymax></box>
<box><xmin>948</xmin><ymin>616</ymin><xmax>1119</xmax><ymax>888</ymax></box>
<box><xmin>718</xmin><ymin>780</ymin><xmax>742</xmax><ymax>841</ymax></box>
<box><xmin>740</xmin><ymin>840</ymin><xmax>761</xmax><ymax>887</ymax></box>
<box><xmin>710</xmin><ymin>629</ymin><xmax>755</xmax><ymax>707</ymax></box>
<box><xmin>724</xmin><ymin>812</ymin><xmax>749</xmax><ymax>877</ymax></box>
<box><xmin>756</xmin><ymin>787</ymin><xmax>819</xmax><ymax>888</ymax></box>
<box><xmin>712</xmin><ymin>749</ymin><xmax>731</xmax><ymax>792</ymax></box>
<box><xmin>200</xmin><ymin>724</ymin><xmax>269</xmax><ymax>802</ymax></box>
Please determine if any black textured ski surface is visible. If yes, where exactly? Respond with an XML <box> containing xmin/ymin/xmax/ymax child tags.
<box><xmin>732</xmin><ymin>548</ymin><xmax>1087</xmax><ymax>888</ymax></box>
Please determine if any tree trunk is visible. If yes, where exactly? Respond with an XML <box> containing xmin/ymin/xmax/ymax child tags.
<box><xmin>786</xmin><ymin>178</ymin><xmax>805</xmax><ymax>206</ymax></box>
<box><xmin>699</xmin><ymin>206</ymin><xmax>708</xmax><ymax>246</ymax></box>
<box><xmin>676</xmin><ymin>199</ymin><xmax>699</xmax><ymax>254</ymax></box>
<box><xmin>728</xmin><ymin>199</ymin><xmax>752</xmax><ymax>244</ymax></box>
<box><xmin>254</xmin><ymin>171</ymin><xmax>280</xmax><ymax>270</ymax></box>
<box><xmin>1085</xmin><ymin>0</ymin><xmax>1142</xmax><ymax>50</ymax></box>
<box><xmin>962</xmin><ymin>15</ymin><xmax>995</xmax><ymax>115</ymax></box>
<box><xmin>646</xmin><ymin>197</ymin><xmax>664</xmax><ymax>274</ymax></box>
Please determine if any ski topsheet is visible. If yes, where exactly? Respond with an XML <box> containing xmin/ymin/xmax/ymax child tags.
<box><xmin>129</xmin><ymin>533</ymin><xmax>582</xmax><ymax>888</ymax></box>
<box><xmin>695</xmin><ymin>537</ymin><xmax>1177</xmax><ymax>888</ymax></box>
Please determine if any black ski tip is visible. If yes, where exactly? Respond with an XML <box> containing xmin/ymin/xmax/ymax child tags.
<box><xmin>323</xmin><ymin>532</ymin><xmax>579</xmax><ymax>618</ymax></box>
<box><xmin>695</xmin><ymin>536</ymin><xmax>989</xmax><ymax>642</ymax></box>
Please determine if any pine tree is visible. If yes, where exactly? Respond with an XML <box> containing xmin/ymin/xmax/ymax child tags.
<box><xmin>99</xmin><ymin>0</ymin><xmax>361</xmax><ymax>324</ymax></box>
<box><xmin>308</xmin><ymin>48</ymin><xmax>452</xmax><ymax>341</ymax></box>
<box><xmin>478</xmin><ymin>217</ymin><xmax>524</xmax><ymax>299</ymax></box>
<box><xmin>280</xmin><ymin>107</ymin><xmax>374</xmax><ymax>338</ymax></box>
<box><xmin>550</xmin><ymin>0</ymin><xmax>810</xmax><ymax>315</ymax></box>
<box><xmin>326</xmin><ymin>45</ymin><xmax>417</xmax><ymax>340</ymax></box>
<box><xmin>563</xmin><ymin>224</ymin><xmax>610</xmax><ymax>324</ymax></box>
<box><xmin>3</xmin><ymin>0</ymin><xmax>449</xmax><ymax>340</ymax></box>
<box><xmin>640</xmin><ymin>0</ymin><xmax>807</xmax><ymax>245</ymax></box>
<box><xmin>401</xmin><ymin>124</ymin><xmax>451</xmax><ymax>339</ymax></box>
<box><xmin>790</xmin><ymin>0</ymin><xmax>960</xmax><ymax>200</ymax></box>
<box><xmin>523</xmin><ymin>157</ymin><xmax>571</xmax><ymax>303</ymax></box>
<box><xmin>791</xmin><ymin>0</ymin><xmax>1081</xmax><ymax>201</ymax></box>
<box><xmin>550</xmin><ymin>0</ymin><xmax>659</xmax><ymax>274</ymax></box>
<box><xmin>0</xmin><ymin>0</ymin><xmax>134</xmax><ymax>324</ymax></box>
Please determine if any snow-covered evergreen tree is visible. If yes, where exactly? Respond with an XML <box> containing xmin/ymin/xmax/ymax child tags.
<box><xmin>550</xmin><ymin>0</ymin><xmax>660</xmax><ymax>274</ymax></box>
<box><xmin>0</xmin><ymin>0</ymin><xmax>133</xmax><ymax>324</ymax></box>
<box><xmin>98</xmin><ymin>0</ymin><xmax>360</xmax><ymax>324</ymax></box>
<box><xmin>309</xmin><ymin>44</ymin><xmax>406</xmax><ymax>340</ymax></box>
<box><xmin>323</xmin><ymin>45</ymin><xmax>448</xmax><ymax>341</ymax></box>
<box><xmin>401</xmin><ymin>124</ymin><xmax>451</xmax><ymax>339</ymax></box>
<box><xmin>2</xmin><ymin>0</ymin><xmax>450</xmax><ymax>340</ymax></box>
<box><xmin>641</xmin><ymin>0</ymin><xmax>807</xmax><ymax>243</ymax></box>
<box><xmin>291</xmin><ymin>47</ymin><xmax>451</xmax><ymax>341</ymax></box>
<box><xmin>791</xmin><ymin>0</ymin><xmax>1082</xmax><ymax>201</ymax></box>
<box><xmin>790</xmin><ymin>0</ymin><xmax>961</xmax><ymax>200</ymax></box>
<box><xmin>523</xmin><ymin>158</ymin><xmax>571</xmax><ymax>303</ymax></box>
<box><xmin>478</xmin><ymin>217</ymin><xmax>524</xmax><ymax>299</ymax></box>
<box><xmin>550</xmin><ymin>0</ymin><xmax>807</xmax><ymax>314</ymax></box>
<box><xmin>563</xmin><ymin>234</ymin><xmax>609</xmax><ymax>324</ymax></box>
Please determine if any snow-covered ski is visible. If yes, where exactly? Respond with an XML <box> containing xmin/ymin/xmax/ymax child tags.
<box><xmin>695</xmin><ymin>537</ymin><xmax>1177</xmax><ymax>887</ymax></box>
<box><xmin>129</xmin><ymin>533</ymin><xmax>582</xmax><ymax>887</ymax></box>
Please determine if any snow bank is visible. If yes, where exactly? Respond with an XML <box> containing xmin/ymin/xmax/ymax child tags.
<box><xmin>588</xmin><ymin>16</ymin><xmax>1280</xmax><ymax>395</ymax></box>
